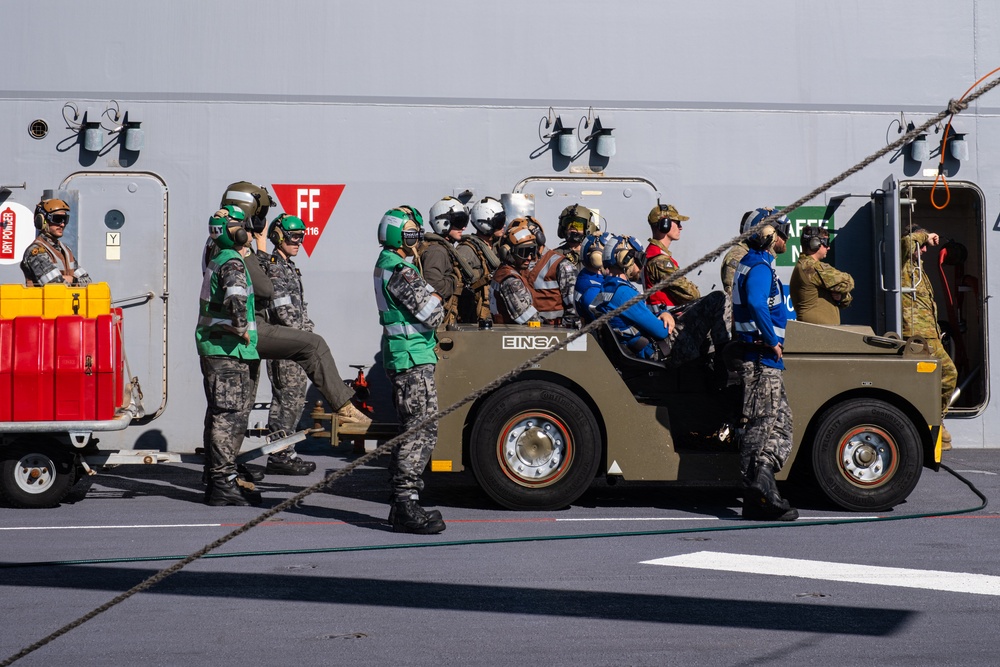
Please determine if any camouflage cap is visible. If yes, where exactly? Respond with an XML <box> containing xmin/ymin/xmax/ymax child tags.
<box><xmin>647</xmin><ymin>203</ymin><xmax>690</xmax><ymax>225</ymax></box>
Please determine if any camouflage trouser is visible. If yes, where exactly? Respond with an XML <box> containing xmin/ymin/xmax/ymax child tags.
<box><xmin>267</xmin><ymin>358</ymin><xmax>308</xmax><ymax>440</ymax></box>
<box><xmin>201</xmin><ymin>356</ymin><xmax>260</xmax><ymax>480</ymax></box>
<box><xmin>666</xmin><ymin>291</ymin><xmax>731</xmax><ymax>366</ymax></box>
<box><xmin>926</xmin><ymin>336</ymin><xmax>958</xmax><ymax>416</ymax></box>
<box><xmin>738</xmin><ymin>361</ymin><xmax>792</xmax><ymax>478</ymax></box>
<box><xmin>387</xmin><ymin>363</ymin><xmax>438</xmax><ymax>502</ymax></box>
<box><xmin>256</xmin><ymin>320</ymin><xmax>354</xmax><ymax>410</ymax></box>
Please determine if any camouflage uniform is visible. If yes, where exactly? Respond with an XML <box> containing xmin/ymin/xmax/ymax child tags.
<box><xmin>21</xmin><ymin>233</ymin><xmax>92</xmax><ymax>286</ymax></box>
<box><xmin>490</xmin><ymin>265</ymin><xmax>539</xmax><ymax>324</ymax></box>
<box><xmin>644</xmin><ymin>238</ymin><xmax>701</xmax><ymax>307</ymax></box>
<box><xmin>720</xmin><ymin>242</ymin><xmax>749</xmax><ymax>295</ymax></box>
<box><xmin>901</xmin><ymin>231</ymin><xmax>958</xmax><ymax>417</ymax></box>
<box><xmin>245</xmin><ymin>249</ymin><xmax>355</xmax><ymax>410</ymax></box>
<box><xmin>789</xmin><ymin>254</ymin><xmax>854</xmax><ymax>325</ymax></box>
<box><xmin>738</xmin><ymin>362</ymin><xmax>793</xmax><ymax>478</ymax></box>
<box><xmin>376</xmin><ymin>251</ymin><xmax>445</xmax><ymax>502</ymax></box>
<box><xmin>198</xmin><ymin>256</ymin><xmax>259</xmax><ymax>481</ymax></box>
<box><xmin>555</xmin><ymin>241</ymin><xmax>581</xmax><ymax>267</ymax></box>
<box><xmin>455</xmin><ymin>235</ymin><xmax>501</xmax><ymax>323</ymax></box>
<box><xmin>418</xmin><ymin>234</ymin><xmax>461</xmax><ymax>329</ymax></box>
<box><xmin>264</xmin><ymin>250</ymin><xmax>313</xmax><ymax>435</ymax></box>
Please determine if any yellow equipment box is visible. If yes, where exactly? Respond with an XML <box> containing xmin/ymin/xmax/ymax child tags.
<box><xmin>0</xmin><ymin>283</ymin><xmax>112</xmax><ymax>319</ymax></box>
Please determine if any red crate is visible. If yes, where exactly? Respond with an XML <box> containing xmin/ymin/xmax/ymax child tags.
<box><xmin>54</xmin><ymin>315</ymin><xmax>98</xmax><ymax>420</ymax></box>
<box><xmin>94</xmin><ymin>312</ymin><xmax>123</xmax><ymax>420</ymax></box>
<box><xmin>12</xmin><ymin>317</ymin><xmax>55</xmax><ymax>421</ymax></box>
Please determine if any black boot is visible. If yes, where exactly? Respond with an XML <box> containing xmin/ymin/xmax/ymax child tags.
<box><xmin>388</xmin><ymin>500</ymin><xmax>442</xmax><ymax>524</ymax></box>
<box><xmin>206</xmin><ymin>475</ymin><xmax>262</xmax><ymax>507</ymax></box>
<box><xmin>743</xmin><ymin>462</ymin><xmax>798</xmax><ymax>521</ymax></box>
<box><xmin>389</xmin><ymin>500</ymin><xmax>446</xmax><ymax>534</ymax></box>
<box><xmin>237</xmin><ymin>463</ymin><xmax>265</xmax><ymax>482</ymax></box>
<box><xmin>266</xmin><ymin>453</ymin><xmax>317</xmax><ymax>475</ymax></box>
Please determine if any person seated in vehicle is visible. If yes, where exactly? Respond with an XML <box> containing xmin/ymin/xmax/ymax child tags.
<box><xmin>555</xmin><ymin>203</ymin><xmax>599</xmax><ymax>267</ymax></box>
<box><xmin>455</xmin><ymin>196</ymin><xmax>505</xmax><ymax>324</ymax></box>
<box><xmin>489</xmin><ymin>218</ymin><xmax>540</xmax><ymax>325</ymax></box>
<box><xmin>523</xmin><ymin>217</ymin><xmax>579</xmax><ymax>327</ymax></box>
<box><xmin>790</xmin><ymin>225</ymin><xmax>854</xmax><ymax>325</ymax></box>
<box><xmin>573</xmin><ymin>231</ymin><xmax>613</xmax><ymax>323</ymax></box>
<box><xmin>644</xmin><ymin>203</ymin><xmax>701</xmax><ymax>311</ymax></box>
<box><xmin>593</xmin><ymin>236</ymin><xmax>729</xmax><ymax>367</ymax></box>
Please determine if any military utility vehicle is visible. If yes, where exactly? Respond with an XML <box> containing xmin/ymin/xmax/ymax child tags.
<box><xmin>430</xmin><ymin>320</ymin><xmax>943</xmax><ymax>512</ymax></box>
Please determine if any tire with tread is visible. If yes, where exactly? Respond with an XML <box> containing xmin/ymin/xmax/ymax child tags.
<box><xmin>470</xmin><ymin>381</ymin><xmax>601</xmax><ymax>511</ymax></box>
<box><xmin>0</xmin><ymin>443</ymin><xmax>77</xmax><ymax>509</ymax></box>
<box><xmin>810</xmin><ymin>398</ymin><xmax>923</xmax><ymax>511</ymax></box>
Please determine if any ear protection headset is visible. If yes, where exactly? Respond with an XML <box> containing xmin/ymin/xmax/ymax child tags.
<box><xmin>801</xmin><ymin>225</ymin><xmax>829</xmax><ymax>252</ymax></box>
<box><xmin>524</xmin><ymin>216</ymin><xmax>545</xmax><ymax>248</ymax></box>
<box><xmin>498</xmin><ymin>219</ymin><xmax>537</xmax><ymax>265</ymax></box>
<box><xmin>582</xmin><ymin>232</ymin><xmax>611</xmax><ymax>271</ymax></box>
<box><xmin>650</xmin><ymin>204</ymin><xmax>675</xmax><ymax>233</ymax></box>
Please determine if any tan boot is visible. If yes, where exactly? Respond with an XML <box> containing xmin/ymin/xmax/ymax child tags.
<box><xmin>941</xmin><ymin>425</ymin><xmax>952</xmax><ymax>452</ymax></box>
<box><xmin>337</xmin><ymin>401</ymin><xmax>372</xmax><ymax>426</ymax></box>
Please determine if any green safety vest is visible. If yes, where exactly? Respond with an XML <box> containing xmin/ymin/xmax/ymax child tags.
<box><xmin>195</xmin><ymin>248</ymin><xmax>259</xmax><ymax>359</ymax></box>
<box><xmin>374</xmin><ymin>249</ymin><xmax>438</xmax><ymax>372</ymax></box>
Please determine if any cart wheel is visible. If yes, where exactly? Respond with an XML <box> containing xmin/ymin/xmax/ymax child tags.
<box><xmin>0</xmin><ymin>443</ymin><xmax>77</xmax><ymax>509</ymax></box>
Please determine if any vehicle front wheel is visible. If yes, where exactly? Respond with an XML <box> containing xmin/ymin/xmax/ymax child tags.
<box><xmin>810</xmin><ymin>398</ymin><xmax>923</xmax><ymax>511</ymax></box>
<box><xmin>470</xmin><ymin>381</ymin><xmax>601</xmax><ymax>511</ymax></box>
<box><xmin>0</xmin><ymin>443</ymin><xmax>77</xmax><ymax>509</ymax></box>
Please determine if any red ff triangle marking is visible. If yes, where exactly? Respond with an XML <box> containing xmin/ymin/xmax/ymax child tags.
<box><xmin>270</xmin><ymin>184</ymin><xmax>345</xmax><ymax>257</ymax></box>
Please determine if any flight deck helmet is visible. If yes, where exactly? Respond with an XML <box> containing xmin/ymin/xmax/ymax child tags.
<box><xmin>602</xmin><ymin>235</ymin><xmax>645</xmax><ymax>271</ymax></box>
<box><xmin>34</xmin><ymin>198</ymin><xmax>71</xmax><ymax>231</ymax></box>
<box><xmin>428</xmin><ymin>197</ymin><xmax>470</xmax><ymax>235</ymax></box>
<box><xmin>209</xmin><ymin>206</ymin><xmax>249</xmax><ymax>250</ymax></box>
<box><xmin>220</xmin><ymin>181</ymin><xmax>276</xmax><ymax>234</ymax></box>
<box><xmin>378</xmin><ymin>206</ymin><xmax>424</xmax><ymax>250</ymax></box>
<box><xmin>268</xmin><ymin>213</ymin><xmax>307</xmax><ymax>246</ymax></box>
<box><xmin>469</xmin><ymin>197</ymin><xmax>506</xmax><ymax>235</ymax></box>
<box><xmin>557</xmin><ymin>204</ymin><xmax>598</xmax><ymax>243</ymax></box>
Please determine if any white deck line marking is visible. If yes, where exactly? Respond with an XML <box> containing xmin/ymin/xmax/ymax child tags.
<box><xmin>555</xmin><ymin>516</ymin><xmax>877</xmax><ymax>522</ymax></box>
<box><xmin>642</xmin><ymin>551</ymin><xmax>1000</xmax><ymax>596</ymax></box>
<box><xmin>0</xmin><ymin>523</ymin><xmax>223</xmax><ymax>531</ymax></box>
<box><xmin>952</xmin><ymin>469</ymin><xmax>998</xmax><ymax>475</ymax></box>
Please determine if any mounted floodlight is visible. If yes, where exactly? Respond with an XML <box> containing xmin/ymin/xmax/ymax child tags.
<box><xmin>82</xmin><ymin>109</ymin><xmax>103</xmax><ymax>152</ymax></box>
<box><xmin>123</xmin><ymin>119</ymin><xmax>143</xmax><ymax>151</ymax></box>
<box><xmin>909</xmin><ymin>134</ymin><xmax>929</xmax><ymax>162</ymax></box>
<box><xmin>948</xmin><ymin>132</ymin><xmax>968</xmax><ymax>161</ymax></box>
<box><xmin>540</xmin><ymin>107</ymin><xmax>579</xmax><ymax>158</ymax></box>
<box><xmin>593</xmin><ymin>115</ymin><xmax>615</xmax><ymax>158</ymax></box>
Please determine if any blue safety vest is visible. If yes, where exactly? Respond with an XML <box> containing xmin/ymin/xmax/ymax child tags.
<box><xmin>733</xmin><ymin>248</ymin><xmax>786</xmax><ymax>369</ymax></box>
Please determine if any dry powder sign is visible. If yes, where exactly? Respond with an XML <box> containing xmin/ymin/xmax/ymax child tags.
<box><xmin>0</xmin><ymin>202</ymin><xmax>39</xmax><ymax>265</ymax></box>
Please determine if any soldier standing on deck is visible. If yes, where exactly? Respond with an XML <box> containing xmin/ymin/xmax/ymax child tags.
<box><xmin>261</xmin><ymin>213</ymin><xmax>320</xmax><ymax>474</ymax></box>
<box><xmin>374</xmin><ymin>206</ymin><xmax>447</xmax><ymax>534</ymax></box>
<box><xmin>196</xmin><ymin>206</ymin><xmax>261</xmax><ymax>507</ymax></box>
<box><xmin>22</xmin><ymin>197</ymin><xmax>92</xmax><ymax>286</ymax></box>
<box><xmin>901</xmin><ymin>227</ymin><xmax>957</xmax><ymax>450</ymax></box>
<box><xmin>790</xmin><ymin>225</ymin><xmax>854</xmax><ymax>325</ymax></box>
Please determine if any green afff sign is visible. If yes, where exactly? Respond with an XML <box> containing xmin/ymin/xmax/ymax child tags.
<box><xmin>775</xmin><ymin>205</ymin><xmax>834</xmax><ymax>267</ymax></box>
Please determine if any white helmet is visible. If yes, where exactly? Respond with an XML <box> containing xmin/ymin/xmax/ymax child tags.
<box><xmin>428</xmin><ymin>196</ymin><xmax>469</xmax><ymax>235</ymax></box>
<box><xmin>469</xmin><ymin>196</ymin><xmax>506</xmax><ymax>235</ymax></box>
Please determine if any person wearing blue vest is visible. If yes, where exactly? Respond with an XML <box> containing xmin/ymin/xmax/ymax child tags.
<box><xmin>733</xmin><ymin>221</ymin><xmax>797</xmax><ymax>521</ymax></box>
<box><xmin>196</xmin><ymin>206</ymin><xmax>262</xmax><ymax>507</ymax></box>
<box><xmin>374</xmin><ymin>206</ymin><xmax>447</xmax><ymax>534</ymax></box>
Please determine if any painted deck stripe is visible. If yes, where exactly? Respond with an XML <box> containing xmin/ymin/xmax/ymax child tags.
<box><xmin>642</xmin><ymin>551</ymin><xmax>1000</xmax><ymax>597</ymax></box>
<box><xmin>0</xmin><ymin>523</ymin><xmax>223</xmax><ymax>531</ymax></box>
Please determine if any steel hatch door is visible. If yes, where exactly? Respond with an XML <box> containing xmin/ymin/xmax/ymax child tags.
<box><xmin>513</xmin><ymin>177</ymin><xmax>660</xmax><ymax>241</ymax></box>
<box><xmin>872</xmin><ymin>174</ymin><xmax>903</xmax><ymax>335</ymax></box>
<box><xmin>60</xmin><ymin>172</ymin><xmax>167</xmax><ymax>420</ymax></box>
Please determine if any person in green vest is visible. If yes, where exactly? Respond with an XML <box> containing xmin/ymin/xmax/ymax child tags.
<box><xmin>196</xmin><ymin>206</ymin><xmax>262</xmax><ymax>506</ymax></box>
<box><xmin>374</xmin><ymin>206</ymin><xmax>447</xmax><ymax>534</ymax></box>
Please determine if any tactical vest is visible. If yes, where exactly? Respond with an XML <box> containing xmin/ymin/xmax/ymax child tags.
<box><xmin>573</xmin><ymin>268</ymin><xmax>604</xmax><ymax>322</ymax></box>
<box><xmin>195</xmin><ymin>249</ymin><xmax>258</xmax><ymax>359</ymax></box>
<box><xmin>524</xmin><ymin>249</ymin><xmax>566</xmax><ymax>320</ymax></box>
<box><xmin>25</xmin><ymin>234</ymin><xmax>85</xmax><ymax>286</ymax></box>
<box><xmin>733</xmin><ymin>249</ymin><xmax>786</xmax><ymax>368</ymax></box>
<box><xmin>555</xmin><ymin>242</ymin><xmax>581</xmax><ymax>267</ymax></box>
<box><xmin>490</xmin><ymin>264</ymin><xmax>534</xmax><ymax>325</ymax></box>
<box><xmin>374</xmin><ymin>249</ymin><xmax>438</xmax><ymax>372</ymax></box>
<box><xmin>459</xmin><ymin>235</ymin><xmax>501</xmax><ymax>289</ymax></box>
<box><xmin>458</xmin><ymin>235</ymin><xmax>500</xmax><ymax>322</ymax></box>
<box><xmin>644</xmin><ymin>242</ymin><xmax>677</xmax><ymax>310</ymax></box>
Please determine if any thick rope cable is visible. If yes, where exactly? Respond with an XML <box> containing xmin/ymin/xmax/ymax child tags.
<box><xmin>3</xmin><ymin>80</ymin><xmax>998</xmax><ymax>667</ymax></box>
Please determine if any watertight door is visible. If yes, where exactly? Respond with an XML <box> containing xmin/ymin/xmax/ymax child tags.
<box><xmin>60</xmin><ymin>172</ymin><xmax>167</xmax><ymax>420</ymax></box>
<box><xmin>872</xmin><ymin>174</ymin><xmax>903</xmax><ymax>335</ymax></box>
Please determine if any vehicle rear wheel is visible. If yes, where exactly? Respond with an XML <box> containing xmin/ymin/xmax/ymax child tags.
<box><xmin>470</xmin><ymin>381</ymin><xmax>601</xmax><ymax>511</ymax></box>
<box><xmin>810</xmin><ymin>398</ymin><xmax>923</xmax><ymax>511</ymax></box>
<box><xmin>0</xmin><ymin>443</ymin><xmax>77</xmax><ymax>509</ymax></box>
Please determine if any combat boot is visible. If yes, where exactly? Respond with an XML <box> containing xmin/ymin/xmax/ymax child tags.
<box><xmin>941</xmin><ymin>425</ymin><xmax>953</xmax><ymax>452</ymax></box>
<box><xmin>743</xmin><ymin>462</ymin><xmax>798</xmax><ymax>521</ymax></box>
<box><xmin>337</xmin><ymin>401</ymin><xmax>372</xmax><ymax>426</ymax></box>
<box><xmin>389</xmin><ymin>500</ymin><xmax>446</xmax><ymax>534</ymax></box>
<box><xmin>266</xmin><ymin>452</ymin><xmax>317</xmax><ymax>475</ymax></box>
<box><xmin>206</xmin><ymin>475</ymin><xmax>262</xmax><ymax>507</ymax></box>
<box><xmin>388</xmin><ymin>499</ymin><xmax>443</xmax><ymax>524</ymax></box>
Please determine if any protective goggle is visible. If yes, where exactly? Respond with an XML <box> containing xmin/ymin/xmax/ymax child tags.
<box><xmin>285</xmin><ymin>231</ymin><xmax>306</xmax><ymax>244</ymax></box>
<box><xmin>774</xmin><ymin>220</ymin><xmax>791</xmax><ymax>240</ymax></box>
<box><xmin>622</xmin><ymin>248</ymin><xmax>645</xmax><ymax>270</ymax></box>
<box><xmin>48</xmin><ymin>213</ymin><xmax>70</xmax><ymax>226</ymax></box>
<box><xmin>440</xmin><ymin>211</ymin><xmax>469</xmax><ymax>230</ymax></box>
<box><xmin>511</xmin><ymin>244</ymin><xmax>538</xmax><ymax>261</ymax></box>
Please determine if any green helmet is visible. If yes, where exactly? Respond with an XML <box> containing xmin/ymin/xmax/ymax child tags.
<box><xmin>268</xmin><ymin>213</ymin><xmax>307</xmax><ymax>246</ymax></box>
<box><xmin>209</xmin><ymin>205</ymin><xmax>248</xmax><ymax>250</ymax></box>
<box><xmin>378</xmin><ymin>205</ymin><xmax>424</xmax><ymax>249</ymax></box>
<box><xmin>220</xmin><ymin>181</ymin><xmax>275</xmax><ymax>234</ymax></box>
